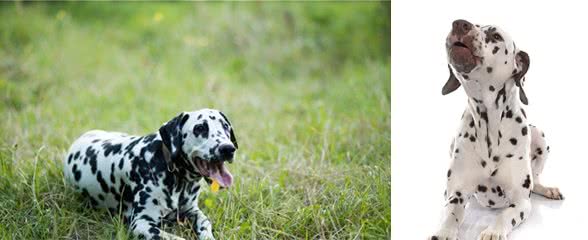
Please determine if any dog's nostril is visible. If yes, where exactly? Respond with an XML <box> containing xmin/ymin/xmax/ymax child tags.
<box><xmin>452</xmin><ymin>19</ymin><xmax>472</xmax><ymax>34</ymax></box>
<box><xmin>218</xmin><ymin>144</ymin><xmax>236</xmax><ymax>157</ymax></box>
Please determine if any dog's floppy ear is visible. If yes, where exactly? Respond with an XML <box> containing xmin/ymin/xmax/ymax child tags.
<box><xmin>513</xmin><ymin>50</ymin><xmax>530</xmax><ymax>105</ymax></box>
<box><xmin>219</xmin><ymin>111</ymin><xmax>238</xmax><ymax>149</ymax></box>
<box><xmin>159</xmin><ymin>112</ymin><xmax>189</xmax><ymax>159</ymax></box>
<box><xmin>442</xmin><ymin>65</ymin><xmax>461</xmax><ymax>95</ymax></box>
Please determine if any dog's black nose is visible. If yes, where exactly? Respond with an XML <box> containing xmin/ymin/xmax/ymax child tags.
<box><xmin>218</xmin><ymin>144</ymin><xmax>236</xmax><ymax>159</ymax></box>
<box><xmin>452</xmin><ymin>19</ymin><xmax>472</xmax><ymax>36</ymax></box>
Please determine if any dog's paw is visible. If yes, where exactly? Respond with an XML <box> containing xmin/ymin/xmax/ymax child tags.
<box><xmin>542</xmin><ymin>187</ymin><xmax>564</xmax><ymax>200</ymax></box>
<box><xmin>198</xmin><ymin>231</ymin><xmax>215</xmax><ymax>240</ymax></box>
<box><xmin>477</xmin><ymin>228</ymin><xmax>507</xmax><ymax>240</ymax></box>
<box><xmin>429</xmin><ymin>228</ymin><xmax>458</xmax><ymax>240</ymax></box>
<box><xmin>159</xmin><ymin>231</ymin><xmax>187</xmax><ymax>240</ymax></box>
<box><xmin>533</xmin><ymin>185</ymin><xmax>564</xmax><ymax>200</ymax></box>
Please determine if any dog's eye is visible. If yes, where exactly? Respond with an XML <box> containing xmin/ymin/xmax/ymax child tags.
<box><xmin>493</xmin><ymin>33</ymin><xmax>503</xmax><ymax>41</ymax></box>
<box><xmin>193</xmin><ymin>124</ymin><xmax>206</xmax><ymax>134</ymax></box>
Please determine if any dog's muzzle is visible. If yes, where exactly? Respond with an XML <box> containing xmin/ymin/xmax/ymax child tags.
<box><xmin>193</xmin><ymin>144</ymin><xmax>236</xmax><ymax>188</ymax></box>
<box><xmin>447</xmin><ymin>19</ymin><xmax>478</xmax><ymax>73</ymax></box>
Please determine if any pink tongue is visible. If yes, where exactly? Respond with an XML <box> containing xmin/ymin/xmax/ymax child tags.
<box><xmin>209</xmin><ymin>164</ymin><xmax>233</xmax><ymax>187</ymax></box>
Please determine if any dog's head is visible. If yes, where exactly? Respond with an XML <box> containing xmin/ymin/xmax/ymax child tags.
<box><xmin>442</xmin><ymin>19</ymin><xmax>530</xmax><ymax>104</ymax></box>
<box><xmin>159</xmin><ymin>109</ymin><xmax>238</xmax><ymax>187</ymax></box>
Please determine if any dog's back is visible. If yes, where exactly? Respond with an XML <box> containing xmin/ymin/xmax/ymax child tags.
<box><xmin>63</xmin><ymin>130</ymin><xmax>141</xmax><ymax>211</ymax></box>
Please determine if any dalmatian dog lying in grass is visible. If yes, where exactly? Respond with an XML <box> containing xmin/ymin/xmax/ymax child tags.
<box><xmin>63</xmin><ymin>109</ymin><xmax>238</xmax><ymax>240</ymax></box>
<box><xmin>429</xmin><ymin>20</ymin><xmax>563</xmax><ymax>240</ymax></box>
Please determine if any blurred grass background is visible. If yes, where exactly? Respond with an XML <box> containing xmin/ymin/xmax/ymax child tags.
<box><xmin>0</xmin><ymin>1</ymin><xmax>390</xmax><ymax>239</ymax></box>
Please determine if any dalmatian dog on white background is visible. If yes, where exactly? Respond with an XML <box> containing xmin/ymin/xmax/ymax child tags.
<box><xmin>429</xmin><ymin>20</ymin><xmax>563</xmax><ymax>240</ymax></box>
<box><xmin>63</xmin><ymin>108</ymin><xmax>238</xmax><ymax>240</ymax></box>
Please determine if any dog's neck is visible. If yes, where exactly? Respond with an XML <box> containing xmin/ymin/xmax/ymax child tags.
<box><xmin>158</xmin><ymin>139</ymin><xmax>203</xmax><ymax>183</ymax></box>
<box><xmin>462</xmin><ymin>78</ymin><xmax>521</xmax><ymax>118</ymax></box>
<box><xmin>461</xmin><ymin>77</ymin><xmax>526</xmax><ymax>158</ymax></box>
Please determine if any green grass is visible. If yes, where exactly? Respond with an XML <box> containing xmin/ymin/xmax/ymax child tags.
<box><xmin>0</xmin><ymin>2</ymin><xmax>390</xmax><ymax>239</ymax></box>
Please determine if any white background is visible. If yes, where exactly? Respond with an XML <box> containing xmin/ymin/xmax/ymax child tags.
<box><xmin>391</xmin><ymin>0</ymin><xmax>588</xmax><ymax>239</ymax></box>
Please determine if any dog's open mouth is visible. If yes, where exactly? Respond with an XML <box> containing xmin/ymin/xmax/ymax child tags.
<box><xmin>194</xmin><ymin>158</ymin><xmax>233</xmax><ymax>187</ymax></box>
<box><xmin>449</xmin><ymin>41</ymin><xmax>477</xmax><ymax>73</ymax></box>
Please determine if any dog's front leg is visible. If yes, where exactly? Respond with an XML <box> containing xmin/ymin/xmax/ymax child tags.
<box><xmin>430</xmin><ymin>188</ymin><xmax>470</xmax><ymax>240</ymax></box>
<box><xmin>478</xmin><ymin>195</ymin><xmax>531</xmax><ymax>240</ymax></box>
<box><xmin>129</xmin><ymin>191</ymin><xmax>185</xmax><ymax>240</ymax></box>
<box><xmin>187</xmin><ymin>207</ymin><xmax>215</xmax><ymax>240</ymax></box>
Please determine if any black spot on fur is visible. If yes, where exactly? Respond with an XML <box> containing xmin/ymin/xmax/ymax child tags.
<box><xmin>510</xmin><ymin>138</ymin><xmax>517</xmax><ymax>145</ymax></box>
<box><xmin>480</xmin><ymin>112</ymin><xmax>488</xmax><ymax>123</ymax></box>
<box><xmin>492</xmin><ymin>46</ymin><xmax>499</xmax><ymax>54</ymax></box>
<box><xmin>509</xmin><ymin>204</ymin><xmax>516</xmax><ymax>208</ymax></box>
<box><xmin>110</xmin><ymin>163</ymin><xmax>116</xmax><ymax>183</ymax></box>
<box><xmin>491</xmin><ymin>169</ymin><xmax>498</xmax><ymax>176</ymax></box>
<box><xmin>72</xmin><ymin>164</ymin><xmax>82</xmax><ymax>181</ymax></box>
<box><xmin>193</xmin><ymin>121</ymin><xmax>209</xmax><ymax>139</ymax></box>
<box><xmin>447</xmin><ymin>169</ymin><xmax>452</xmax><ymax>178</ymax></box>
<box><xmin>469</xmin><ymin>136</ymin><xmax>476</xmax><ymax>142</ymax></box>
<box><xmin>139</xmin><ymin>191</ymin><xmax>150</xmax><ymax>205</ymax></box>
<box><xmin>488</xmin><ymin>200</ymin><xmax>495</xmax><ymax>206</ymax></box>
<box><xmin>512</xmin><ymin>218</ymin><xmax>516</xmax><ymax>226</ymax></box>
<box><xmin>103</xmin><ymin>142</ymin><xmax>122</xmax><ymax>157</ymax></box>
<box><xmin>489</xmin><ymin>85</ymin><xmax>495</xmax><ymax>91</ymax></box>
<box><xmin>478</xmin><ymin>185</ymin><xmax>487</xmax><ymax>192</ymax></box>
<box><xmin>506</xmin><ymin>153</ymin><xmax>513</xmax><ymax>158</ymax></box>
<box><xmin>86</xmin><ymin>146</ymin><xmax>99</xmax><ymax>174</ymax></box>
<box><xmin>487</xmin><ymin>67</ymin><xmax>493</xmax><ymax>73</ymax></box>
<box><xmin>495</xmin><ymin>84</ymin><xmax>507</xmax><ymax>108</ymax></box>
<box><xmin>522</xmin><ymin>126</ymin><xmax>528</xmax><ymax>136</ymax></box>
<box><xmin>96</xmin><ymin>171</ymin><xmax>109</xmax><ymax>193</ymax></box>
<box><xmin>515</xmin><ymin>116</ymin><xmax>522</xmax><ymax>123</ymax></box>
<box><xmin>496</xmin><ymin>186</ymin><xmax>503</xmax><ymax>197</ymax></box>
<box><xmin>522</xmin><ymin>174</ymin><xmax>531</xmax><ymax>188</ymax></box>
<box><xmin>481</xmin><ymin>160</ymin><xmax>487</xmax><ymax>168</ymax></box>
<box><xmin>520</xmin><ymin>211</ymin><xmax>524</xmax><ymax>220</ymax></box>
<box><xmin>493</xmin><ymin>156</ymin><xmax>500</xmax><ymax>162</ymax></box>
<box><xmin>148</xmin><ymin>226</ymin><xmax>161</xmax><ymax>236</ymax></box>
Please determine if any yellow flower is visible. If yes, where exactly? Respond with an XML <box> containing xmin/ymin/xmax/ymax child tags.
<box><xmin>56</xmin><ymin>10</ymin><xmax>66</xmax><ymax>21</ymax></box>
<box><xmin>153</xmin><ymin>12</ymin><xmax>164</xmax><ymax>23</ymax></box>
<box><xmin>210</xmin><ymin>179</ymin><xmax>220</xmax><ymax>193</ymax></box>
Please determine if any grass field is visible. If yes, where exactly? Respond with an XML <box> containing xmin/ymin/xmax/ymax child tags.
<box><xmin>0</xmin><ymin>2</ymin><xmax>390</xmax><ymax>239</ymax></box>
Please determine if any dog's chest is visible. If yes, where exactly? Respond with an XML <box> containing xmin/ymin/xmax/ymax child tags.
<box><xmin>460</xmin><ymin>107</ymin><xmax>528</xmax><ymax>163</ymax></box>
<box><xmin>158</xmin><ymin>179</ymin><xmax>202</xmax><ymax>215</ymax></box>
